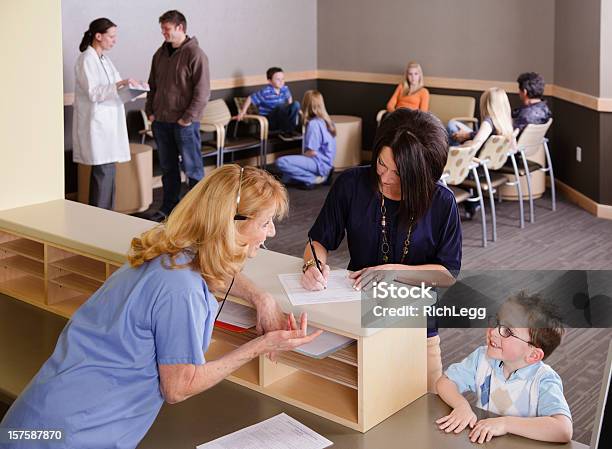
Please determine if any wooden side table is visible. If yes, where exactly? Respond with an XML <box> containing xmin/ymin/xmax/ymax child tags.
<box><xmin>331</xmin><ymin>115</ymin><xmax>362</xmax><ymax>170</ymax></box>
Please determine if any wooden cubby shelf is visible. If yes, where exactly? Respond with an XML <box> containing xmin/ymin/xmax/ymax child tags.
<box><xmin>0</xmin><ymin>203</ymin><xmax>429</xmax><ymax>433</ymax></box>
<box><xmin>0</xmin><ymin>275</ymin><xmax>45</xmax><ymax>305</ymax></box>
<box><xmin>50</xmin><ymin>255</ymin><xmax>106</xmax><ymax>282</ymax></box>
<box><xmin>0</xmin><ymin>238</ymin><xmax>44</xmax><ymax>261</ymax></box>
<box><xmin>266</xmin><ymin>371</ymin><xmax>359</xmax><ymax>424</ymax></box>
<box><xmin>1</xmin><ymin>255</ymin><xmax>44</xmax><ymax>279</ymax></box>
<box><xmin>49</xmin><ymin>273</ymin><xmax>103</xmax><ymax>295</ymax></box>
<box><xmin>276</xmin><ymin>351</ymin><xmax>358</xmax><ymax>390</ymax></box>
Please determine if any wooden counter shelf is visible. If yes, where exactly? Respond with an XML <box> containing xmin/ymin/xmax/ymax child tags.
<box><xmin>0</xmin><ymin>199</ymin><xmax>429</xmax><ymax>433</ymax></box>
<box><xmin>0</xmin><ymin>238</ymin><xmax>44</xmax><ymax>261</ymax></box>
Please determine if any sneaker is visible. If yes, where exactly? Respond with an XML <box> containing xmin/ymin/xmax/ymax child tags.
<box><xmin>289</xmin><ymin>131</ymin><xmax>303</xmax><ymax>141</ymax></box>
<box><xmin>279</xmin><ymin>132</ymin><xmax>293</xmax><ymax>142</ymax></box>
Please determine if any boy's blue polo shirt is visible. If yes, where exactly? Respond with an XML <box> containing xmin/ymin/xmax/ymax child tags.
<box><xmin>250</xmin><ymin>84</ymin><xmax>292</xmax><ymax>116</ymax></box>
<box><xmin>0</xmin><ymin>253</ymin><xmax>218</xmax><ymax>449</ymax></box>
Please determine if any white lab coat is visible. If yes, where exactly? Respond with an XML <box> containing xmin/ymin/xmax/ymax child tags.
<box><xmin>72</xmin><ymin>46</ymin><xmax>130</xmax><ymax>165</ymax></box>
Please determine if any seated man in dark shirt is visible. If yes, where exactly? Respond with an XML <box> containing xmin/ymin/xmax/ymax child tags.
<box><xmin>512</xmin><ymin>72</ymin><xmax>552</xmax><ymax>132</ymax></box>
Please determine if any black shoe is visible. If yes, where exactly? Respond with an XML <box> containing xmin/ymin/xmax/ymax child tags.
<box><xmin>148</xmin><ymin>210</ymin><xmax>168</xmax><ymax>222</ymax></box>
<box><xmin>296</xmin><ymin>182</ymin><xmax>315</xmax><ymax>190</ymax></box>
<box><xmin>324</xmin><ymin>170</ymin><xmax>334</xmax><ymax>185</ymax></box>
<box><xmin>463</xmin><ymin>204</ymin><xmax>481</xmax><ymax>220</ymax></box>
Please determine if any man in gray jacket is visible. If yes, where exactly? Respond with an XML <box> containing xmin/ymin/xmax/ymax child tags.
<box><xmin>146</xmin><ymin>10</ymin><xmax>210</xmax><ymax>220</ymax></box>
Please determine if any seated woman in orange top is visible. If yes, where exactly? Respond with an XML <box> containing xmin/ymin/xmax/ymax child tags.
<box><xmin>386</xmin><ymin>62</ymin><xmax>430</xmax><ymax>112</ymax></box>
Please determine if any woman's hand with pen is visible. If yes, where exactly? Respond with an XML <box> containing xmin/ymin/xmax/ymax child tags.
<box><xmin>301</xmin><ymin>263</ymin><xmax>330</xmax><ymax>291</ymax></box>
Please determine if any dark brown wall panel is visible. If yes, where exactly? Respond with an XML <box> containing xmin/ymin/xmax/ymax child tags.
<box><xmin>600</xmin><ymin>113</ymin><xmax>612</xmax><ymax>205</ymax></box>
<box><xmin>551</xmin><ymin>98</ymin><xmax>601</xmax><ymax>202</ymax></box>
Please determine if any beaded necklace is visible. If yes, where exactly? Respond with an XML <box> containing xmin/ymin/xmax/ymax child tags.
<box><xmin>380</xmin><ymin>193</ymin><xmax>413</xmax><ymax>264</ymax></box>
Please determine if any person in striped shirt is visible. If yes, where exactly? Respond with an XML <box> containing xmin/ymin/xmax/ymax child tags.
<box><xmin>237</xmin><ymin>67</ymin><xmax>301</xmax><ymax>141</ymax></box>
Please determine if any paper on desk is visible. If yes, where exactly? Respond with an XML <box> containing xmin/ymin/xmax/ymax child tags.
<box><xmin>293</xmin><ymin>326</ymin><xmax>355</xmax><ymax>359</ymax></box>
<box><xmin>217</xmin><ymin>301</ymin><xmax>257</xmax><ymax>329</ymax></box>
<box><xmin>196</xmin><ymin>413</ymin><xmax>333</xmax><ymax>449</ymax></box>
<box><xmin>278</xmin><ymin>270</ymin><xmax>360</xmax><ymax>305</ymax></box>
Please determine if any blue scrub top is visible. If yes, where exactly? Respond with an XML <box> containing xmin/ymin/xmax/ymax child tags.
<box><xmin>303</xmin><ymin>117</ymin><xmax>336</xmax><ymax>176</ymax></box>
<box><xmin>0</xmin><ymin>253</ymin><xmax>218</xmax><ymax>449</ymax></box>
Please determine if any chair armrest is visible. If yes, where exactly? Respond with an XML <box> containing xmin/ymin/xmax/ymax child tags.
<box><xmin>242</xmin><ymin>114</ymin><xmax>269</xmax><ymax>140</ymax></box>
<box><xmin>473</xmin><ymin>156</ymin><xmax>490</xmax><ymax>167</ymax></box>
<box><xmin>376</xmin><ymin>109</ymin><xmax>386</xmax><ymax>124</ymax></box>
<box><xmin>200</xmin><ymin>122</ymin><xmax>226</xmax><ymax>149</ymax></box>
<box><xmin>451</xmin><ymin>116</ymin><xmax>478</xmax><ymax>124</ymax></box>
<box><xmin>451</xmin><ymin>117</ymin><xmax>479</xmax><ymax>130</ymax></box>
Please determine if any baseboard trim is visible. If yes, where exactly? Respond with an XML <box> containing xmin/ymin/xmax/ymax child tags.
<box><xmin>554</xmin><ymin>179</ymin><xmax>612</xmax><ymax>220</ymax></box>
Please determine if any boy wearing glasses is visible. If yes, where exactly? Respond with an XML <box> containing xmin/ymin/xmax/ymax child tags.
<box><xmin>435</xmin><ymin>292</ymin><xmax>573</xmax><ymax>444</ymax></box>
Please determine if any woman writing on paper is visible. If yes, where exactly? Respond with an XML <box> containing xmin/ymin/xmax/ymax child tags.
<box><xmin>73</xmin><ymin>18</ymin><xmax>133</xmax><ymax>210</ymax></box>
<box><xmin>1</xmin><ymin>166</ymin><xmax>320</xmax><ymax>449</ymax></box>
<box><xmin>300</xmin><ymin>108</ymin><xmax>462</xmax><ymax>393</ymax></box>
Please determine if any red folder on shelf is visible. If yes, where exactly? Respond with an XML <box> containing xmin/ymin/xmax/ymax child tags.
<box><xmin>215</xmin><ymin>301</ymin><xmax>257</xmax><ymax>333</ymax></box>
<box><xmin>214</xmin><ymin>320</ymin><xmax>253</xmax><ymax>333</ymax></box>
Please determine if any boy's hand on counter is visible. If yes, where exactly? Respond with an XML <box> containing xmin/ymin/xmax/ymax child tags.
<box><xmin>469</xmin><ymin>417</ymin><xmax>507</xmax><ymax>444</ymax></box>
<box><xmin>436</xmin><ymin>404</ymin><xmax>477</xmax><ymax>434</ymax></box>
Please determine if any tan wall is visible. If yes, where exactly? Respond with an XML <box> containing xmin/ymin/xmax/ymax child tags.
<box><xmin>0</xmin><ymin>0</ymin><xmax>64</xmax><ymax>210</ymax></box>
<box><xmin>554</xmin><ymin>0</ymin><xmax>601</xmax><ymax>96</ymax></box>
<box><xmin>61</xmin><ymin>0</ymin><xmax>317</xmax><ymax>93</ymax></box>
<box><xmin>600</xmin><ymin>0</ymin><xmax>612</xmax><ymax>97</ymax></box>
<box><xmin>317</xmin><ymin>0</ymin><xmax>555</xmax><ymax>83</ymax></box>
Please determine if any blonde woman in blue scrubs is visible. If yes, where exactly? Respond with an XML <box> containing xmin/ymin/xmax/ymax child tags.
<box><xmin>0</xmin><ymin>165</ymin><xmax>320</xmax><ymax>449</ymax></box>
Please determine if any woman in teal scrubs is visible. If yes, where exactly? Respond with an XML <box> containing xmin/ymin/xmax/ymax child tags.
<box><xmin>0</xmin><ymin>165</ymin><xmax>320</xmax><ymax>449</ymax></box>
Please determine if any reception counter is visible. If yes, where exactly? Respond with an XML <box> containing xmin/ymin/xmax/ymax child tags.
<box><xmin>0</xmin><ymin>294</ymin><xmax>586</xmax><ymax>449</ymax></box>
<box><xmin>0</xmin><ymin>200</ymin><xmax>426</xmax><ymax>432</ymax></box>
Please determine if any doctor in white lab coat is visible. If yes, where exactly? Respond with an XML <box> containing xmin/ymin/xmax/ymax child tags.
<box><xmin>73</xmin><ymin>18</ymin><xmax>132</xmax><ymax>210</ymax></box>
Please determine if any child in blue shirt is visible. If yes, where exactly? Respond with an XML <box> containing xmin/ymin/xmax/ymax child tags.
<box><xmin>237</xmin><ymin>67</ymin><xmax>301</xmax><ymax>139</ymax></box>
<box><xmin>436</xmin><ymin>292</ymin><xmax>573</xmax><ymax>444</ymax></box>
<box><xmin>276</xmin><ymin>90</ymin><xmax>336</xmax><ymax>188</ymax></box>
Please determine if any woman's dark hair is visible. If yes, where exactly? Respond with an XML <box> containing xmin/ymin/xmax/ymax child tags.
<box><xmin>517</xmin><ymin>72</ymin><xmax>546</xmax><ymax>99</ymax></box>
<box><xmin>370</xmin><ymin>108</ymin><xmax>448</xmax><ymax>224</ymax></box>
<box><xmin>159</xmin><ymin>10</ymin><xmax>187</xmax><ymax>31</ymax></box>
<box><xmin>79</xmin><ymin>18</ymin><xmax>116</xmax><ymax>52</ymax></box>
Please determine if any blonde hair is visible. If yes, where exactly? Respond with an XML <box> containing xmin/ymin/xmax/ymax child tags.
<box><xmin>480</xmin><ymin>87</ymin><xmax>514</xmax><ymax>139</ymax></box>
<box><xmin>302</xmin><ymin>90</ymin><xmax>336</xmax><ymax>137</ymax></box>
<box><xmin>128</xmin><ymin>165</ymin><xmax>288</xmax><ymax>291</ymax></box>
<box><xmin>402</xmin><ymin>61</ymin><xmax>425</xmax><ymax>96</ymax></box>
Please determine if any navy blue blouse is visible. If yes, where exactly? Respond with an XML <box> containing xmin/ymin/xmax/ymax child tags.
<box><xmin>309</xmin><ymin>166</ymin><xmax>462</xmax><ymax>275</ymax></box>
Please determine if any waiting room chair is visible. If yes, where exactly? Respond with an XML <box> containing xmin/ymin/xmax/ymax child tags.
<box><xmin>461</xmin><ymin>134</ymin><xmax>522</xmax><ymax>241</ymax></box>
<box><xmin>200</xmin><ymin>99</ymin><xmax>268</xmax><ymax>168</ymax></box>
<box><xmin>497</xmin><ymin>119</ymin><xmax>554</xmax><ymax>223</ymax></box>
<box><xmin>138</xmin><ymin>110</ymin><xmax>153</xmax><ymax>144</ymax></box>
<box><xmin>440</xmin><ymin>143</ymin><xmax>487</xmax><ymax>247</ymax></box>
<box><xmin>376</xmin><ymin>93</ymin><xmax>477</xmax><ymax>128</ymax></box>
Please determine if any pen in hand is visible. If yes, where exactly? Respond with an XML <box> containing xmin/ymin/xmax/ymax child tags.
<box><xmin>308</xmin><ymin>236</ymin><xmax>326</xmax><ymax>289</ymax></box>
